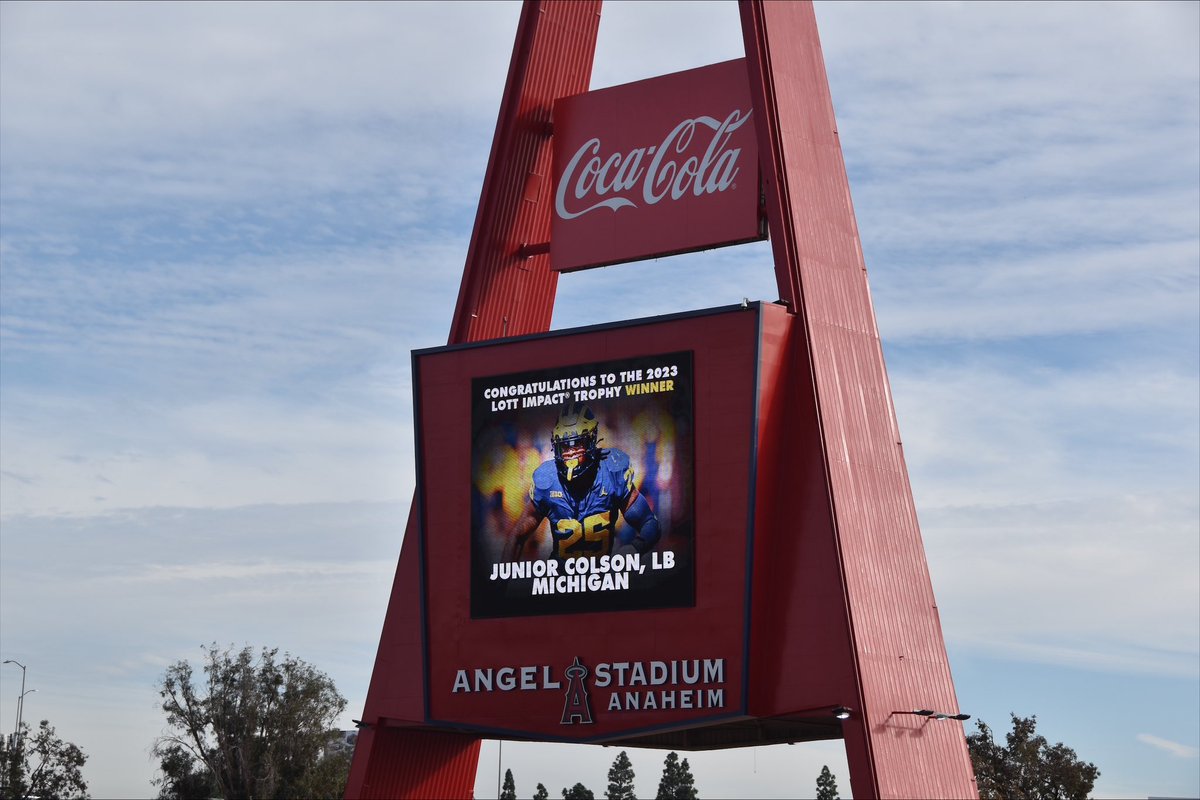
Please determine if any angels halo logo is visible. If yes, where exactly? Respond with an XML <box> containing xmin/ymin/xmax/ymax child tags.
<box><xmin>560</xmin><ymin>656</ymin><xmax>593</xmax><ymax>725</ymax></box>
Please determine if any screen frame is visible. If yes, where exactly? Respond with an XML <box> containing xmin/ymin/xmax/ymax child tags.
<box><xmin>411</xmin><ymin>304</ymin><xmax>768</xmax><ymax>742</ymax></box>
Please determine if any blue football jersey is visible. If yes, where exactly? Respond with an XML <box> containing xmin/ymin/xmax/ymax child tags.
<box><xmin>529</xmin><ymin>448</ymin><xmax>635</xmax><ymax>559</ymax></box>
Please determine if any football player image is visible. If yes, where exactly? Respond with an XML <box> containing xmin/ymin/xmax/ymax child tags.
<box><xmin>507</xmin><ymin>402</ymin><xmax>661</xmax><ymax>561</ymax></box>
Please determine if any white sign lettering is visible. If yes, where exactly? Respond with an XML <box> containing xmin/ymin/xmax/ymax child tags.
<box><xmin>555</xmin><ymin>109</ymin><xmax>752</xmax><ymax>220</ymax></box>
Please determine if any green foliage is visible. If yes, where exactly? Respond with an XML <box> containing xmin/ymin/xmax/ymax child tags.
<box><xmin>815</xmin><ymin>764</ymin><xmax>840</xmax><ymax>800</ymax></box>
<box><xmin>605</xmin><ymin>750</ymin><xmax>636</xmax><ymax>800</ymax></box>
<box><xmin>534</xmin><ymin>782</ymin><xmax>550</xmax><ymax>800</ymax></box>
<box><xmin>297</xmin><ymin>747</ymin><xmax>353</xmax><ymax>800</ymax></box>
<box><xmin>152</xmin><ymin>741</ymin><xmax>218</xmax><ymax>799</ymax></box>
<box><xmin>1</xmin><ymin>719</ymin><xmax>90</xmax><ymax>800</ymax></box>
<box><xmin>967</xmin><ymin>714</ymin><xmax>1100</xmax><ymax>800</ymax></box>
<box><xmin>562</xmin><ymin>782</ymin><xmax>595</xmax><ymax>799</ymax></box>
<box><xmin>501</xmin><ymin>767</ymin><xmax>517</xmax><ymax>800</ymax></box>
<box><xmin>655</xmin><ymin>751</ymin><xmax>697</xmax><ymax>800</ymax></box>
<box><xmin>152</xmin><ymin>643</ymin><xmax>348</xmax><ymax>800</ymax></box>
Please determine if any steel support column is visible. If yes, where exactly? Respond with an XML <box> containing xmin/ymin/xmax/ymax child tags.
<box><xmin>739</xmin><ymin>2</ymin><xmax>977</xmax><ymax>797</ymax></box>
<box><xmin>345</xmin><ymin>3</ymin><xmax>600</xmax><ymax>797</ymax></box>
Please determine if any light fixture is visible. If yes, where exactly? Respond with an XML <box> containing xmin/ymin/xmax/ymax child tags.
<box><xmin>832</xmin><ymin>706</ymin><xmax>852</xmax><ymax>720</ymax></box>
<box><xmin>893</xmin><ymin>708</ymin><xmax>970</xmax><ymax>721</ymax></box>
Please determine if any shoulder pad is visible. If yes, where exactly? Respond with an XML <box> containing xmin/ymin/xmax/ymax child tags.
<box><xmin>532</xmin><ymin>460</ymin><xmax>559</xmax><ymax>492</ymax></box>
<box><xmin>601</xmin><ymin>448</ymin><xmax>631</xmax><ymax>474</ymax></box>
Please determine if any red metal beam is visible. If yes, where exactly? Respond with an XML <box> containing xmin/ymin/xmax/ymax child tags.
<box><xmin>346</xmin><ymin>3</ymin><xmax>601</xmax><ymax>797</ymax></box>
<box><xmin>350</xmin><ymin>2</ymin><xmax>975</xmax><ymax>797</ymax></box>
<box><xmin>740</xmin><ymin>2</ymin><xmax>977</xmax><ymax>797</ymax></box>
<box><xmin>448</xmin><ymin>0</ymin><xmax>601</xmax><ymax>344</ymax></box>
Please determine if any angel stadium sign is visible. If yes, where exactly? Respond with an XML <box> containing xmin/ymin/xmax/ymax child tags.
<box><xmin>451</xmin><ymin>655</ymin><xmax>729</xmax><ymax>724</ymax></box>
<box><xmin>347</xmin><ymin>5</ymin><xmax>977</xmax><ymax>798</ymax></box>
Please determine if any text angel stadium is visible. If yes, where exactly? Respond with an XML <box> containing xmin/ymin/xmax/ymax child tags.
<box><xmin>451</xmin><ymin>658</ymin><xmax>727</xmax><ymax>713</ymax></box>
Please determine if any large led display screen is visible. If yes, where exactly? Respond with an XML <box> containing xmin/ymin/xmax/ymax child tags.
<box><xmin>470</xmin><ymin>352</ymin><xmax>694</xmax><ymax>618</ymax></box>
<box><xmin>413</xmin><ymin>306</ymin><xmax>768</xmax><ymax>740</ymax></box>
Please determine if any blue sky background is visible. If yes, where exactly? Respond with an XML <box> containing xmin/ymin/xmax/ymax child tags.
<box><xmin>1</xmin><ymin>1</ymin><xmax>1196</xmax><ymax>797</ymax></box>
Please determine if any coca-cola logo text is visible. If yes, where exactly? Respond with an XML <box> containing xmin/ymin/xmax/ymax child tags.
<box><xmin>555</xmin><ymin>109</ymin><xmax>752</xmax><ymax>221</ymax></box>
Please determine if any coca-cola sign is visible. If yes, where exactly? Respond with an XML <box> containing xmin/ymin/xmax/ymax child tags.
<box><xmin>555</xmin><ymin>109</ymin><xmax>751</xmax><ymax>220</ymax></box>
<box><xmin>551</xmin><ymin>59</ymin><xmax>762</xmax><ymax>273</ymax></box>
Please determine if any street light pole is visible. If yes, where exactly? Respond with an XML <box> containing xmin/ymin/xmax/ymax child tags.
<box><xmin>2</xmin><ymin>661</ymin><xmax>26</xmax><ymax>739</ymax></box>
<box><xmin>16</xmin><ymin>691</ymin><xmax>36</xmax><ymax>741</ymax></box>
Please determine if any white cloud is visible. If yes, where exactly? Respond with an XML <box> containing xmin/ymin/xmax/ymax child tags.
<box><xmin>0</xmin><ymin>2</ymin><xmax>521</xmax><ymax>153</ymax></box>
<box><xmin>0</xmin><ymin>391</ymin><xmax>417</xmax><ymax>516</ymax></box>
<box><xmin>811</xmin><ymin>1</ymin><xmax>1200</xmax><ymax>357</ymax></box>
<box><xmin>894</xmin><ymin>359</ymin><xmax>1198</xmax><ymax>497</ymax></box>
<box><xmin>924</xmin><ymin>491</ymin><xmax>1199</xmax><ymax>677</ymax></box>
<box><xmin>1137</xmin><ymin>733</ymin><xmax>1200</xmax><ymax>759</ymax></box>
<box><xmin>591</xmin><ymin>1</ymin><xmax>745</xmax><ymax>89</ymax></box>
<box><xmin>117</xmin><ymin>559</ymin><xmax>388</xmax><ymax>583</ymax></box>
<box><xmin>891</xmin><ymin>350</ymin><xmax>1199</xmax><ymax>676</ymax></box>
<box><xmin>0</xmin><ymin>502</ymin><xmax>404</xmax><ymax>796</ymax></box>
<box><xmin>873</xmin><ymin>239</ymin><xmax>1199</xmax><ymax>342</ymax></box>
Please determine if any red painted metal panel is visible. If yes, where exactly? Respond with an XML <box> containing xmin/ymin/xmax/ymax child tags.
<box><xmin>348</xmin><ymin>3</ymin><xmax>601</xmax><ymax>797</ymax></box>
<box><xmin>345</xmin><ymin>508</ymin><xmax>434</xmax><ymax>800</ymax></box>
<box><xmin>360</xmin><ymin>504</ymin><xmax>426</xmax><ymax>726</ymax></box>
<box><xmin>550</xmin><ymin>59</ymin><xmax>761</xmax><ymax>272</ymax></box>
<box><xmin>448</xmin><ymin>0</ymin><xmax>602</xmax><ymax>345</ymax></box>
<box><xmin>740</xmin><ymin>1</ymin><xmax>976</xmax><ymax>797</ymax></box>
<box><xmin>749</xmin><ymin>304</ymin><xmax>859</xmax><ymax>719</ymax></box>
<box><xmin>353</xmin><ymin>727</ymin><xmax>481</xmax><ymax>800</ymax></box>
<box><xmin>417</xmin><ymin>308</ymin><xmax>759</xmax><ymax>740</ymax></box>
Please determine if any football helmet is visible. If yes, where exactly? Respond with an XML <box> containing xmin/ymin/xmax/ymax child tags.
<box><xmin>552</xmin><ymin>402</ymin><xmax>601</xmax><ymax>482</ymax></box>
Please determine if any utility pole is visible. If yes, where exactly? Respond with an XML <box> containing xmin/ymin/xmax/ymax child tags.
<box><xmin>2</xmin><ymin>662</ymin><xmax>26</xmax><ymax>739</ymax></box>
<box><xmin>1</xmin><ymin>660</ymin><xmax>26</xmax><ymax>800</ymax></box>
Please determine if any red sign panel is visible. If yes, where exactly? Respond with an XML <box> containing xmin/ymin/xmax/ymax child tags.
<box><xmin>551</xmin><ymin>59</ymin><xmax>763</xmax><ymax>273</ymax></box>
<box><xmin>413</xmin><ymin>307</ymin><xmax>761</xmax><ymax>740</ymax></box>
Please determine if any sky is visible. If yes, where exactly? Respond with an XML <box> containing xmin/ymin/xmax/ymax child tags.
<box><xmin>0</xmin><ymin>1</ymin><xmax>1196</xmax><ymax>798</ymax></box>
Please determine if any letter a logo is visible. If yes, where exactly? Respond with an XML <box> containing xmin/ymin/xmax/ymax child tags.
<box><xmin>560</xmin><ymin>657</ymin><xmax>593</xmax><ymax>725</ymax></box>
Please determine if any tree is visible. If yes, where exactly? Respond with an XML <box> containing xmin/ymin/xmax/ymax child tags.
<box><xmin>501</xmin><ymin>767</ymin><xmax>517</xmax><ymax>800</ymax></box>
<box><xmin>815</xmin><ymin>764</ymin><xmax>840</xmax><ymax>800</ymax></box>
<box><xmin>967</xmin><ymin>714</ymin><xmax>1100</xmax><ymax>800</ymax></box>
<box><xmin>534</xmin><ymin>783</ymin><xmax>550</xmax><ymax>800</ymax></box>
<box><xmin>151</xmin><ymin>741</ymin><xmax>218</xmax><ymax>799</ymax></box>
<box><xmin>606</xmin><ymin>750</ymin><xmax>636</xmax><ymax>800</ymax></box>
<box><xmin>153</xmin><ymin>643</ymin><xmax>348</xmax><ymax>800</ymax></box>
<box><xmin>296</xmin><ymin>745</ymin><xmax>353</xmax><ymax>800</ymax></box>
<box><xmin>562</xmin><ymin>783</ymin><xmax>595</xmax><ymax>799</ymax></box>
<box><xmin>655</xmin><ymin>751</ymin><xmax>697</xmax><ymax>800</ymax></box>
<box><xmin>1</xmin><ymin>719</ymin><xmax>90</xmax><ymax>800</ymax></box>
